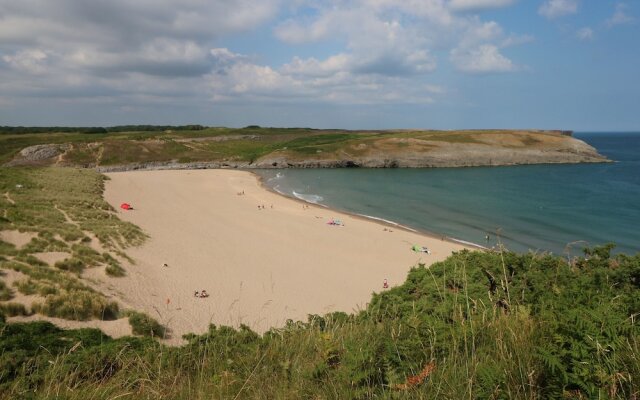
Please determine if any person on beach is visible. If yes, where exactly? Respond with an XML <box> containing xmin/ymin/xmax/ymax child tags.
<box><xmin>194</xmin><ymin>290</ymin><xmax>199</xmax><ymax>297</ymax></box>
<box><xmin>200</xmin><ymin>290</ymin><xmax>209</xmax><ymax>298</ymax></box>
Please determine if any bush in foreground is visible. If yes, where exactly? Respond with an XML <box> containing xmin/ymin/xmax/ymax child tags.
<box><xmin>125</xmin><ymin>310</ymin><xmax>166</xmax><ymax>338</ymax></box>
<box><xmin>0</xmin><ymin>246</ymin><xmax>638</xmax><ymax>399</ymax></box>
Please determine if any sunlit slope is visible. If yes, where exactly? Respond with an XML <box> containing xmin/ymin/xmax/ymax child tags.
<box><xmin>3</xmin><ymin>127</ymin><xmax>608</xmax><ymax>168</ymax></box>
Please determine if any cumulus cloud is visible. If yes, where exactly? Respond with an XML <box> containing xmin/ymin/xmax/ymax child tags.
<box><xmin>448</xmin><ymin>0</ymin><xmax>515</xmax><ymax>12</ymax></box>
<box><xmin>2</xmin><ymin>49</ymin><xmax>49</xmax><ymax>74</ymax></box>
<box><xmin>450</xmin><ymin>44</ymin><xmax>515</xmax><ymax>73</ymax></box>
<box><xmin>0</xmin><ymin>0</ymin><xmax>531</xmax><ymax>118</ymax></box>
<box><xmin>606</xmin><ymin>3</ymin><xmax>634</xmax><ymax>27</ymax></box>
<box><xmin>576</xmin><ymin>27</ymin><xmax>593</xmax><ymax>40</ymax></box>
<box><xmin>0</xmin><ymin>0</ymin><xmax>283</xmax><ymax>114</ymax></box>
<box><xmin>207</xmin><ymin>48</ymin><xmax>440</xmax><ymax>105</ymax></box>
<box><xmin>0</xmin><ymin>0</ymin><xmax>279</xmax><ymax>80</ymax></box>
<box><xmin>538</xmin><ymin>0</ymin><xmax>578</xmax><ymax>19</ymax></box>
<box><xmin>275</xmin><ymin>1</ymin><xmax>525</xmax><ymax>76</ymax></box>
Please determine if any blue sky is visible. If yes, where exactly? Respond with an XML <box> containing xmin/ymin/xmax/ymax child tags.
<box><xmin>0</xmin><ymin>0</ymin><xmax>637</xmax><ymax>130</ymax></box>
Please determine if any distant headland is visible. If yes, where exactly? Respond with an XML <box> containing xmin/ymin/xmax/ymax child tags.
<box><xmin>1</xmin><ymin>126</ymin><xmax>609</xmax><ymax>170</ymax></box>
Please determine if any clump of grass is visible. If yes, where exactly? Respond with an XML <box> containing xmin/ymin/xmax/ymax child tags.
<box><xmin>0</xmin><ymin>279</ymin><xmax>13</xmax><ymax>300</ymax></box>
<box><xmin>102</xmin><ymin>253</ymin><xmax>125</xmax><ymax>277</ymax></box>
<box><xmin>19</xmin><ymin>236</ymin><xmax>69</xmax><ymax>254</ymax></box>
<box><xmin>124</xmin><ymin>310</ymin><xmax>166</xmax><ymax>337</ymax></box>
<box><xmin>54</xmin><ymin>258</ymin><xmax>85</xmax><ymax>274</ymax></box>
<box><xmin>32</xmin><ymin>290</ymin><xmax>119</xmax><ymax>321</ymax></box>
<box><xmin>14</xmin><ymin>278</ymin><xmax>58</xmax><ymax>296</ymax></box>
<box><xmin>0</xmin><ymin>239</ymin><xmax>17</xmax><ymax>257</ymax></box>
<box><xmin>0</xmin><ymin>302</ymin><xmax>31</xmax><ymax>316</ymax></box>
<box><xmin>104</xmin><ymin>265</ymin><xmax>124</xmax><ymax>277</ymax></box>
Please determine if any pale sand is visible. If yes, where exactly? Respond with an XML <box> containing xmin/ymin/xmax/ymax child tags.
<box><xmin>0</xmin><ymin>230</ymin><xmax>37</xmax><ymax>248</ymax></box>
<box><xmin>33</xmin><ymin>251</ymin><xmax>70</xmax><ymax>265</ymax></box>
<box><xmin>102</xmin><ymin>169</ymin><xmax>468</xmax><ymax>344</ymax></box>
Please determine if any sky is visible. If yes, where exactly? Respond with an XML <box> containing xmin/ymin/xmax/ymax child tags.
<box><xmin>0</xmin><ymin>0</ymin><xmax>638</xmax><ymax>130</ymax></box>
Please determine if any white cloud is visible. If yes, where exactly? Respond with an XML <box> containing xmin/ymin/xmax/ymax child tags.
<box><xmin>275</xmin><ymin>1</ymin><xmax>527</xmax><ymax>77</ymax></box>
<box><xmin>2</xmin><ymin>49</ymin><xmax>49</xmax><ymax>74</ymax></box>
<box><xmin>0</xmin><ymin>0</ymin><xmax>280</xmax><ymax>77</ymax></box>
<box><xmin>538</xmin><ymin>0</ymin><xmax>578</xmax><ymax>19</ymax></box>
<box><xmin>448</xmin><ymin>0</ymin><xmax>515</xmax><ymax>12</ymax></box>
<box><xmin>0</xmin><ymin>0</ymin><xmax>532</xmax><ymax>115</ymax></box>
<box><xmin>606</xmin><ymin>3</ymin><xmax>634</xmax><ymax>27</ymax></box>
<box><xmin>206</xmin><ymin>48</ymin><xmax>439</xmax><ymax>105</ymax></box>
<box><xmin>501</xmin><ymin>34</ymin><xmax>535</xmax><ymax>47</ymax></box>
<box><xmin>576</xmin><ymin>27</ymin><xmax>593</xmax><ymax>40</ymax></box>
<box><xmin>450</xmin><ymin>44</ymin><xmax>515</xmax><ymax>73</ymax></box>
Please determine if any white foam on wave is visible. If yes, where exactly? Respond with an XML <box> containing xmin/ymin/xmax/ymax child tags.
<box><xmin>449</xmin><ymin>237</ymin><xmax>487</xmax><ymax>249</ymax></box>
<box><xmin>273</xmin><ymin>185</ymin><xmax>287</xmax><ymax>195</ymax></box>
<box><xmin>356</xmin><ymin>213</ymin><xmax>418</xmax><ymax>232</ymax></box>
<box><xmin>292</xmin><ymin>190</ymin><xmax>324</xmax><ymax>204</ymax></box>
<box><xmin>266</xmin><ymin>172</ymin><xmax>285</xmax><ymax>183</ymax></box>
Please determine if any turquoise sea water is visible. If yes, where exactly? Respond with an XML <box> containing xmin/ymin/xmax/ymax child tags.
<box><xmin>257</xmin><ymin>132</ymin><xmax>640</xmax><ymax>255</ymax></box>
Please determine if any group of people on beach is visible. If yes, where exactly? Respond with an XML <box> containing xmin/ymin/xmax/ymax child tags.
<box><xmin>257</xmin><ymin>204</ymin><xmax>272</xmax><ymax>210</ymax></box>
<box><xmin>194</xmin><ymin>290</ymin><xmax>209</xmax><ymax>298</ymax></box>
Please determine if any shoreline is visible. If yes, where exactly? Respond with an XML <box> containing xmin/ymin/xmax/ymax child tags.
<box><xmin>252</xmin><ymin>170</ymin><xmax>489</xmax><ymax>252</ymax></box>
<box><xmin>98</xmin><ymin>169</ymin><xmax>470</xmax><ymax>344</ymax></box>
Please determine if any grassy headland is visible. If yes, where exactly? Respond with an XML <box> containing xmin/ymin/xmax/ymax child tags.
<box><xmin>1</xmin><ymin>125</ymin><xmax>607</xmax><ymax>169</ymax></box>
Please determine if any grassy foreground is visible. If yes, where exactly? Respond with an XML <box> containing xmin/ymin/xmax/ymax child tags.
<box><xmin>1</xmin><ymin>167</ymin><xmax>638</xmax><ymax>399</ymax></box>
<box><xmin>1</xmin><ymin>246</ymin><xmax>639</xmax><ymax>399</ymax></box>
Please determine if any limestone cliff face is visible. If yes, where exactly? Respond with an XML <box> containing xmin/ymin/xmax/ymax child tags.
<box><xmin>251</xmin><ymin>131</ymin><xmax>608</xmax><ymax>168</ymax></box>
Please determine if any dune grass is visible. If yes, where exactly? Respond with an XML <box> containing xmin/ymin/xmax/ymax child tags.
<box><xmin>0</xmin><ymin>167</ymin><xmax>146</xmax><ymax>325</ymax></box>
<box><xmin>1</xmin><ymin>245</ymin><xmax>638</xmax><ymax>399</ymax></box>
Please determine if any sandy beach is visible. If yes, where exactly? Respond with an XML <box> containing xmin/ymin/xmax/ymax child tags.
<box><xmin>101</xmin><ymin>169</ymin><xmax>468</xmax><ymax>344</ymax></box>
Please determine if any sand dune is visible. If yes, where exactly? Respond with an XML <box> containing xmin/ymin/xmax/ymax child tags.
<box><xmin>102</xmin><ymin>169</ymin><xmax>467</xmax><ymax>344</ymax></box>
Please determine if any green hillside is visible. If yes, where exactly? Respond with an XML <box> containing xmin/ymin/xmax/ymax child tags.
<box><xmin>0</xmin><ymin>126</ymin><xmax>606</xmax><ymax>168</ymax></box>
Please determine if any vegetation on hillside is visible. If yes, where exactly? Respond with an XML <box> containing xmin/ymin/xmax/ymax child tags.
<box><xmin>1</xmin><ymin>245</ymin><xmax>638</xmax><ymax>398</ymax></box>
<box><xmin>0</xmin><ymin>126</ymin><xmax>588</xmax><ymax>167</ymax></box>
<box><xmin>0</xmin><ymin>167</ymin><xmax>149</xmax><ymax>324</ymax></box>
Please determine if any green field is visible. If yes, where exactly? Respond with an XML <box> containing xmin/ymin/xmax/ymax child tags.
<box><xmin>0</xmin><ymin>166</ymin><xmax>638</xmax><ymax>399</ymax></box>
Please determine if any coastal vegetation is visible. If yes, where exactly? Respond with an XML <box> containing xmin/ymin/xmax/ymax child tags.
<box><xmin>1</xmin><ymin>244</ymin><xmax>638</xmax><ymax>398</ymax></box>
<box><xmin>0</xmin><ymin>167</ymin><xmax>147</xmax><ymax>324</ymax></box>
<box><xmin>0</xmin><ymin>125</ymin><xmax>606</xmax><ymax>168</ymax></box>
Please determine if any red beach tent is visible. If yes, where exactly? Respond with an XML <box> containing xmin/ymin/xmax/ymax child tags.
<box><xmin>120</xmin><ymin>203</ymin><xmax>132</xmax><ymax>210</ymax></box>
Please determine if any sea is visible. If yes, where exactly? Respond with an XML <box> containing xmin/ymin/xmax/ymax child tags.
<box><xmin>256</xmin><ymin>132</ymin><xmax>640</xmax><ymax>256</ymax></box>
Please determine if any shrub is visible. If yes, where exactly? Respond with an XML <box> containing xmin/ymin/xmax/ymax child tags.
<box><xmin>32</xmin><ymin>290</ymin><xmax>119</xmax><ymax>321</ymax></box>
<box><xmin>0</xmin><ymin>302</ymin><xmax>31</xmax><ymax>316</ymax></box>
<box><xmin>126</xmin><ymin>311</ymin><xmax>166</xmax><ymax>338</ymax></box>
<box><xmin>105</xmin><ymin>264</ymin><xmax>125</xmax><ymax>277</ymax></box>
<box><xmin>54</xmin><ymin>258</ymin><xmax>85</xmax><ymax>274</ymax></box>
<box><xmin>14</xmin><ymin>279</ymin><xmax>58</xmax><ymax>296</ymax></box>
<box><xmin>103</xmin><ymin>252</ymin><xmax>125</xmax><ymax>277</ymax></box>
<box><xmin>0</xmin><ymin>280</ymin><xmax>13</xmax><ymax>301</ymax></box>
